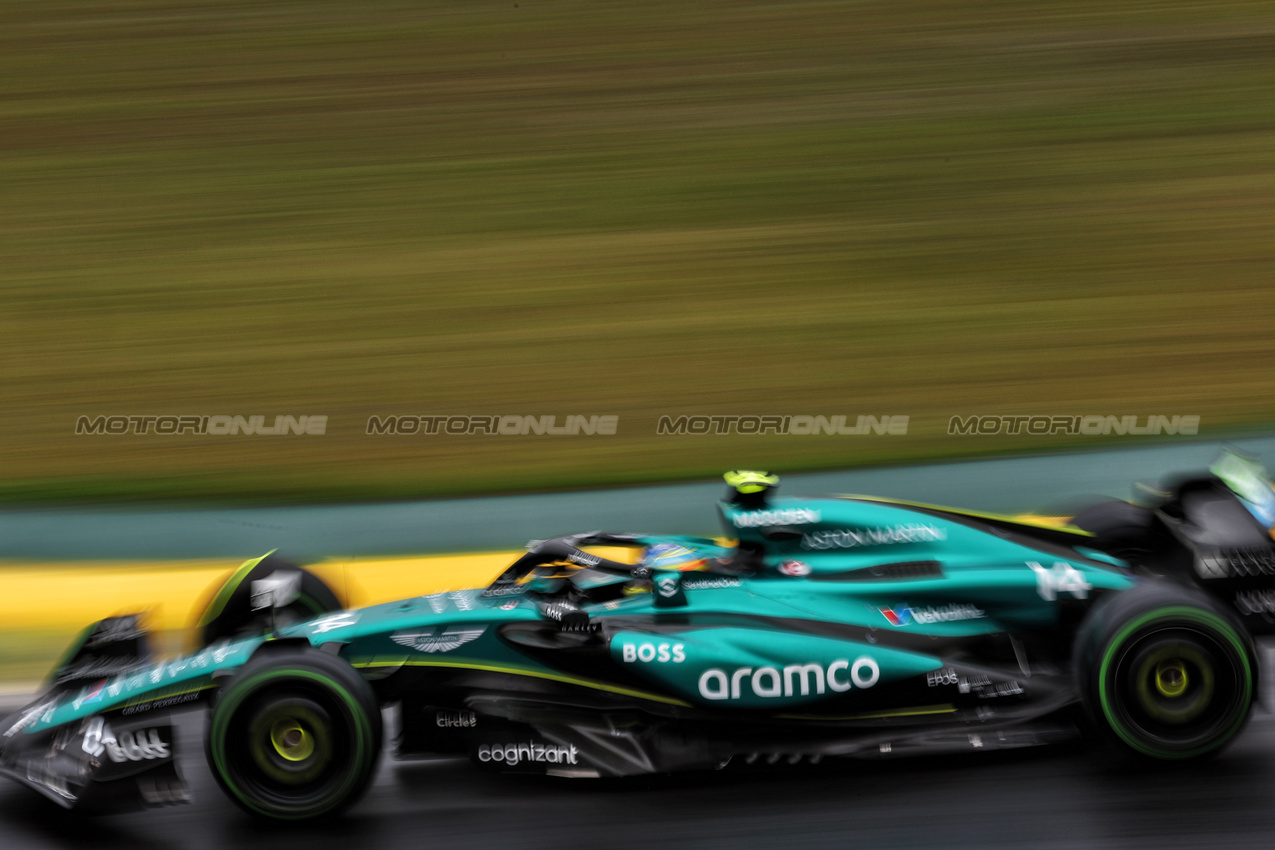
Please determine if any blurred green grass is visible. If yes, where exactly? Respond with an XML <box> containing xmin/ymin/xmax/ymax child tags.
<box><xmin>3</xmin><ymin>1</ymin><xmax>1275</xmax><ymax>503</ymax></box>
<box><xmin>0</xmin><ymin>630</ymin><xmax>70</xmax><ymax>685</ymax></box>
<box><xmin>0</xmin><ymin>629</ymin><xmax>192</xmax><ymax>687</ymax></box>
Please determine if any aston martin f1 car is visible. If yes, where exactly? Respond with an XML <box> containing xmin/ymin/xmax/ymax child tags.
<box><xmin>5</xmin><ymin>456</ymin><xmax>1275</xmax><ymax>820</ymax></box>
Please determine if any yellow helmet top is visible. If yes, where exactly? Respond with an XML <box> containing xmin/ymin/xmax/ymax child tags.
<box><xmin>723</xmin><ymin>470</ymin><xmax>779</xmax><ymax>495</ymax></box>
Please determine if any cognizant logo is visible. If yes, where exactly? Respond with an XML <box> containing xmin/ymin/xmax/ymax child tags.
<box><xmin>698</xmin><ymin>657</ymin><xmax>880</xmax><ymax>700</ymax></box>
<box><xmin>477</xmin><ymin>741</ymin><xmax>579</xmax><ymax>766</ymax></box>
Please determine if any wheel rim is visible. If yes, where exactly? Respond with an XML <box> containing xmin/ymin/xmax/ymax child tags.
<box><xmin>271</xmin><ymin>720</ymin><xmax>316</xmax><ymax>762</ymax></box>
<box><xmin>248</xmin><ymin>701</ymin><xmax>333</xmax><ymax>784</ymax></box>
<box><xmin>1154</xmin><ymin>659</ymin><xmax>1188</xmax><ymax>698</ymax></box>
<box><xmin>1132</xmin><ymin>641</ymin><xmax>1214</xmax><ymax>723</ymax></box>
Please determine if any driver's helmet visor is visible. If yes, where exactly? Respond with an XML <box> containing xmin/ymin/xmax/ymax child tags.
<box><xmin>1211</xmin><ymin>451</ymin><xmax>1275</xmax><ymax>527</ymax></box>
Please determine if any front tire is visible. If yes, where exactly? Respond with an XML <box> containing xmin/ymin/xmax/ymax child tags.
<box><xmin>206</xmin><ymin>649</ymin><xmax>382</xmax><ymax>820</ymax></box>
<box><xmin>1075</xmin><ymin>584</ymin><xmax>1255</xmax><ymax>762</ymax></box>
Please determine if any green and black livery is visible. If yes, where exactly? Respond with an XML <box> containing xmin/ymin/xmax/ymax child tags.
<box><xmin>3</xmin><ymin>457</ymin><xmax>1273</xmax><ymax>819</ymax></box>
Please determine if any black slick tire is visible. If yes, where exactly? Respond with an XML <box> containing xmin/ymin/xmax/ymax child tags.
<box><xmin>205</xmin><ymin>648</ymin><xmax>382</xmax><ymax>820</ymax></box>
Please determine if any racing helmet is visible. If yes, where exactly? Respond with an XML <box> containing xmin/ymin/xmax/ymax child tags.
<box><xmin>723</xmin><ymin>469</ymin><xmax>779</xmax><ymax>508</ymax></box>
<box><xmin>639</xmin><ymin>542</ymin><xmax>708</xmax><ymax>572</ymax></box>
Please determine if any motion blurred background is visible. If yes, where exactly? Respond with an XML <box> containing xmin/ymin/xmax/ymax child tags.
<box><xmin>5</xmin><ymin>8</ymin><xmax>1275</xmax><ymax>845</ymax></box>
<box><xmin>4</xmin><ymin>0</ymin><xmax>1275</xmax><ymax>504</ymax></box>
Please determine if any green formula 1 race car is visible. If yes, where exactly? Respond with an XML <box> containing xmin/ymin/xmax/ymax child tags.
<box><xmin>4</xmin><ymin>456</ymin><xmax>1275</xmax><ymax>820</ymax></box>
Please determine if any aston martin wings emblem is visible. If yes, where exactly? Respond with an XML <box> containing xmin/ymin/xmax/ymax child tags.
<box><xmin>391</xmin><ymin>627</ymin><xmax>487</xmax><ymax>653</ymax></box>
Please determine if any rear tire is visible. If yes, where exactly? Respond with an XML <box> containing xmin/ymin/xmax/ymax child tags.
<box><xmin>1075</xmin><ymin>583</ymin><xmax>1255</xmax><ymax>763</ymax></box>
<box><xmin>206</xmin><ymin>649</ymin><xmax>382</xmax><ymax>820</ymax></box>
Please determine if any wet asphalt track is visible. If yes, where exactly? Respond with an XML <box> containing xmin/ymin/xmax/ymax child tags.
<box><xmin>3</xmin><ymin>700</ymin><xmax>1275</xmax><ymax>850</ymax></box>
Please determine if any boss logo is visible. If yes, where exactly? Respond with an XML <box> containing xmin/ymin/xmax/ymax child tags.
<box><xmin>84</xmin><ymin>719</ymin><xmax>170</xmax><ymax>763</ymax></box>
<box><xmin>620</xmin><ymin>642</ymin><xmax>686</xmax><ymax>663</ymax></box>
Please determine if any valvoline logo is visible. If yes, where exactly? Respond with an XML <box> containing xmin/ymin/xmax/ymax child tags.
<box><xmin>879</xmin><ymin>603</ymin><xmax>985</xmax><ymax>626</ymax></box>
<box><xmin>73</xmin><ymin>679</ymin><xmax>108</xmax><ymax>710</ymax></box>
<box><xmin>879</xmin><ymin>606</ymin><xmax>912</xmax><ymax>627</ymax></box>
